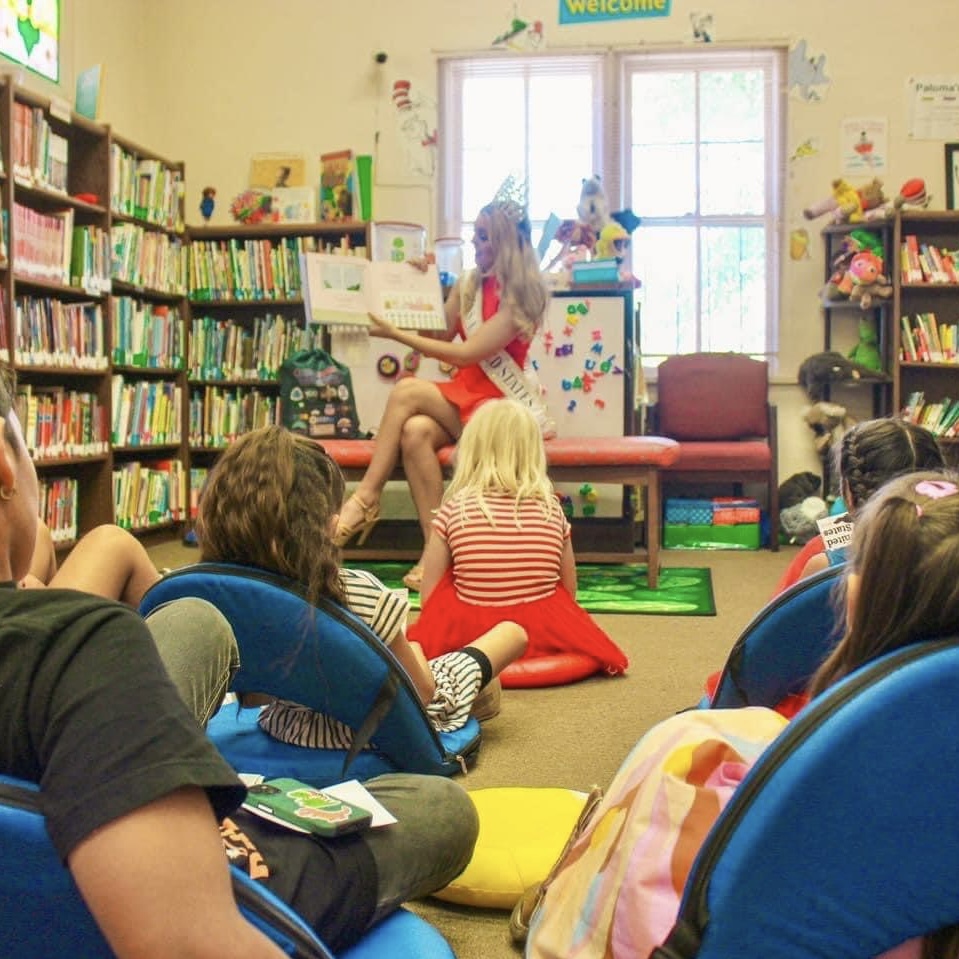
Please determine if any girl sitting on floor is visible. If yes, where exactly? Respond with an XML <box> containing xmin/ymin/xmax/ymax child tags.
<box><xmin>407</xmin><ymin>398</ymin><xmax>628</xmax><ymax>677</ymax></box>
<box><xmin>195</xmin><ymin>425</ymin><xmax>527</xmax><ymax>746</ymax></box>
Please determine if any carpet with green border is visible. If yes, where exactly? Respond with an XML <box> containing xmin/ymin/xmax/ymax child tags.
<box><xmin>349</xmin><ymin>562</ymin><xmax>715</xmax><ymax>616</ymax></box>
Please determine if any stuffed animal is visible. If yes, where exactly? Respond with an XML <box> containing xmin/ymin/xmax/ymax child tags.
<box><xmin>778</xmin><ymin>471</ymin><xmax>822</xmax><ymax>510</ymax></box>
<box><xmin>847</xmin><ymin>251</ymin><xmax>893</xmax><ymax>309</ymax></box>
<box><xmin>577</xmin><ymin>176</ymin><xmax>611</xmax><ymax>235</ymax></box>
<box><xmin>847</xmin><ymin>318</ymin><xmax>883</xmax><ymax>371</ymax></box>
<box><xmin>803</xmin><ymin>400</ymin><xmax>856</xmax><ymax>459</ymax></box>
<box><xmin>595</xmin><ymin>222</ymin><xmax>629</xmax><ymax>260</ymax></box>
<box><xmin>861</xmin><ymin>177</ymin><xmax>931</xmax><ymax>220</ymax></box>
<box><xmin>780</xmin><ymin>495</ymin><xmax>829</xmax><ymax>545</ymax></box>
<box><xmin>798</xmin><ymin>351</ymin><xmax>888</xmax><ymax>402</ymax></box>
<box><xmin>803</xmin><ymin>178</ymin><xmax>863</xmax><ymax>223</ymax></box>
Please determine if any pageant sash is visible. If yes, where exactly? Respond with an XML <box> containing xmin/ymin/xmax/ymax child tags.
<box><xmin>462</xmin><ymin>272</ymin><xmax>556</xmax><ymax>437</ymax></box>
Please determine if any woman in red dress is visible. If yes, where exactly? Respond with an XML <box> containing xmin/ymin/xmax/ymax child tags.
<box><xmin>333</xmin><ymin>190</ymin><xmax>551</xmax><ymax>591</ymax></box>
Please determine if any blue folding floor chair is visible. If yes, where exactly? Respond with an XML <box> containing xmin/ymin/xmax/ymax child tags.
<box><xmin>656</xmin><ymin>636</ymin><xmax>959</xmax><ymax>959</ymax></box>
<box><xmin>140</xmin><ymin>563</ymin><xmax>481</xmax><ymax>786</ymax></box>
<box><xmin>0</xmin><ymin>773</ymin><xmax>454</xmax><ymax>958</ymax></box>
<box><xmin>706</xmin><ymin>564</ymin><xmax>845</xmax><ymax>709</ymax></box>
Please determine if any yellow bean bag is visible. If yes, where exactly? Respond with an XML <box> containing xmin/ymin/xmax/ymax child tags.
<box><xmin>432</xmin><ymin>786</ymin><xmax>588</xmax><ymax>909</ymax></box>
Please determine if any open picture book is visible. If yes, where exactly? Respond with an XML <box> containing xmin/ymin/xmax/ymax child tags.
<box><xmin>300</xmin><ymin>252</ymin><xmax>447</xmax><ymax>330</ymax></box>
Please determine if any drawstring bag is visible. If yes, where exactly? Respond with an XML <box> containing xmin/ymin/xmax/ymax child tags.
<box><xmin>525</xmin><ymin>707</ymin><xmax>787</xmax><ymax>959</ymax></box>
<box><xmin>279</xmin><ymin>349</ymin><xmax>359</xmax><ymax>439</ymax></box>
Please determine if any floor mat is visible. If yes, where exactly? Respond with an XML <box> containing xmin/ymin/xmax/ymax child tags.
<box><xmin>348</xmin><ymin>563</ymin><xmax>715</xmax><ymax>616</ymax></box>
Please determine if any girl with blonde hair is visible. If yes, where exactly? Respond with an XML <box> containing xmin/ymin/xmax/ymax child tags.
<box><xmin>408</xmin><ymin>399</ymin><xmax>628</xmax><ymax>675</ymax></box>
<box><xmin>333</xmin><ymin>190</ymin><xmax>551</xmax><ymax>592</ymax></box>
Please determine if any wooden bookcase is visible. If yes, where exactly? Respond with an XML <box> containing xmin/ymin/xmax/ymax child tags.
<box><xmin>0</xmin><ymin>76</ymin><xmax>189</xmax><ymax>549</ymax></box>
<box><xmin>892</xmin><ymin>209</ymin><xmax>959</xmax><ymax>456</ymax></box>
<box><xmin>184</xmin><ymin>220</ymin><xmax>371</xmax><ymax>527</ymax></box>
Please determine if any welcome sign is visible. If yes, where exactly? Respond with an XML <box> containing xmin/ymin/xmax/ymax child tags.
<box><xmin>559</xmin><ymin>0</ymin><xmax>671</xmax><ymax>25</ymax></box>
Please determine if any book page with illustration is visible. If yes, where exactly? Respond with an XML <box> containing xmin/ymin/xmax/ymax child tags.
<box><xmin>300</xmin><ymin>252</ymin><xmax>446</xmax><ymax>330</ymax></box>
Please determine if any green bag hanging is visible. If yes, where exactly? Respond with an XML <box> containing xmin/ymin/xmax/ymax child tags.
<box><xmin>279</xmin><ymin>349</ymin><xmax>360</xmax><ymax>439</ymax></box>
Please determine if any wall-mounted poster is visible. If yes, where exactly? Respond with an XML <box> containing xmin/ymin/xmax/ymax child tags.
<box><xmin>907</xmin><ymin>76</ymin><xmax>959</xmax><ymax>140</ymax></box>
<box><xmin>840</xmin><ymin>117</ymin><xmax>887</xmax><ymax>176</ymax></box>
<box><xmin>249</xmin><ymin>154</ymin><xmax>307</xmax><ymax>189</ymax></box>
<box><xmin>0</xmin><ymin>0</ymin><xmax>59</xmax><ymax>82</ymax></box>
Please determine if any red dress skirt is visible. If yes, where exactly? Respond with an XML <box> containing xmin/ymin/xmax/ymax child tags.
<box><xmin>408</xmin><ymin>569</ymin><xmax>629</xmax><ymax>675</ymax></box>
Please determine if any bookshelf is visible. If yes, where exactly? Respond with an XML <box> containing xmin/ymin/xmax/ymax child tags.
<box><xmin>0</xmin><ymin>76</ymin><xmax>190</xmax><ymax>547</ymax></box>
<box><xmin>184</xmin><ymin>220</ymin><xmax>372</xmax><ymax>527</ymax></box>
<box><xmin>893</xmin><ymin>210</ymin><xmax>959</xmax><ymax>452</ymax></box>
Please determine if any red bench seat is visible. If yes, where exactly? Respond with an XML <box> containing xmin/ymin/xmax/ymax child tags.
<box><xmin>319</xmin><ymin>435</ymin><xmax>679</xmax><ymax>588</ymax></box>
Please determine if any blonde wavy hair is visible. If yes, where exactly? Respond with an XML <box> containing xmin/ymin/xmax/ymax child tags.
<box><xmin>443</xmin><ymin>399</ymin><xmax>556</xmax><ymax>526</ymax></box>
<box><xmin>196</xmin><ymin>425</ymin><xmax>346</xmax><ymax>607</ymax></box>
<box><xmin>460</xmin><ymin>199</ymin><xmax>549</xmax><ymax>340</ymax></box>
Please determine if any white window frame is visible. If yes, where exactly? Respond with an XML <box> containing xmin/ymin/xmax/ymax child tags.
<box><xmin>437</xmin><ymin>46</ymin><xmax>785</xmax><ymax>362</ymax></box>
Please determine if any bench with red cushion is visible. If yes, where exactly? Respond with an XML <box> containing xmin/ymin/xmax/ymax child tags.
<box><xmin>319</xmin><ymin>435</ymin><xmax>679</xmax><ymax>589</ymax></box>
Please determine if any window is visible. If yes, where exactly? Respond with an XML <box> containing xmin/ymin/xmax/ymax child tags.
<box><xmin>438</xmin><ymin>48</ymin><xmax>784</xmax><ymax>361</ymax></box>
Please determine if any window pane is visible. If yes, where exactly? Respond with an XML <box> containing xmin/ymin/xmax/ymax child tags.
<box><xmin>462</xmin><ymin>76</ymin><xmax>525</xmax><ymax>219</ymax></box>
<box><xmin>631</xmin><ymin>72</ymin><xmax>695</xmax><ymax>145</ymax></box>
<box><xmin>529</xmin><ymin>74</ymin><xmax>594</xmax><ymax>222</ymax></box>
<box><xmin>701</xmin><ymin>142</ymin><xmax>765</xmax><ymax>214</ymax></box>
<box><xmin>631</xmin><ymin>71</ymin><xmax>696</xmax><ymax>215</ymax></box>
<box><xmin>633</xmin><ymin>227</ymin><xmax>698</xmax><ymax>356</ymax></box>
<box><xmin>700</xmin><ymin>226</ymin><xmax>766</xmax><ymax>353</ymax></box>
<box><xmin>701</xmin><ymin>70</ymin><xmax>764</xmax><ymax>142</ymax></box>
<box><xmin>631</xmin><ymin>145</ymin><xmax>696</xmax><ymax>216</ymax></box>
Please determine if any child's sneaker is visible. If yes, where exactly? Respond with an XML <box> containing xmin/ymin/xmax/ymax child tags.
<box><xmin>470</xmin><ymin>677</ymin><xmax>502</xmax><ymax>722</ymax></box>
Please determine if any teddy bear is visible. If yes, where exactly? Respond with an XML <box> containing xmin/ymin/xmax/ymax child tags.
<box><xmin>577</xmin><ymin>175</ymin><xmax>611</xmax><ymax>235</ymax></box>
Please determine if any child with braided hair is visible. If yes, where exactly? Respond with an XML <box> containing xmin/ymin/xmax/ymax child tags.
<box><xmin>775</xmin><ymin>417</ymin><xmax>944</xmax><ymax>594</ymax></box>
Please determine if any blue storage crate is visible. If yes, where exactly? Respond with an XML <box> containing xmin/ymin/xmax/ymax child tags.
<box><xmin>665</xmin><ymin>498</ymin><xmax>715</xmax><ymax>525</ymax></box>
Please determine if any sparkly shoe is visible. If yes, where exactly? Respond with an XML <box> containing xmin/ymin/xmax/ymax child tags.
<box><xmin>333</xmin><ymin>494</ymin><xmax>380</xmax><ymax>547</ymax></box>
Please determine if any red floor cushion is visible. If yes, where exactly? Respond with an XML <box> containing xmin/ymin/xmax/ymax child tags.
<box><xmin>501</xmin><ymin>652</ymin><xmax>601</xmax><ymax>688</ymax></box>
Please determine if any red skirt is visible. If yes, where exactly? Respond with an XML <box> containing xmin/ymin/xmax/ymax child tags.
<box><xmin>408</xmin><ymin>570</ymin><xmax>629</xmax><ymax>675</ymax></box>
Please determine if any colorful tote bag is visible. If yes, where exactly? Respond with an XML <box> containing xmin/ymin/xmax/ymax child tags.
<box><xmin>526</xmin><ymin>707</ymin><xmax>788</xmax><ymax>959</ymax></box>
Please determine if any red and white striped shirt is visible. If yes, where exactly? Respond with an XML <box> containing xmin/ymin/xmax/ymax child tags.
<box><xmin>433</xmin><ymin>492</ymin><xmax>569</xmax><ymax>606</ymax></box>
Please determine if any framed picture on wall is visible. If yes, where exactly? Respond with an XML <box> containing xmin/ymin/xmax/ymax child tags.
<box><xmin>946</xmin><ymin>143</ymin><xmax>959</xmax><ymax>210</ymax></box>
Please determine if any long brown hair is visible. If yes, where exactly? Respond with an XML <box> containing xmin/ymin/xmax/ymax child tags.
<box><xmin>809</xmin><ymin>470</ymin><xmax>959</xmax><ymax>696</ymax></box>
<box><xmin>196</xmin><ymin>425</ymin><xmax>346</xmax><ymax>606</ymax></box>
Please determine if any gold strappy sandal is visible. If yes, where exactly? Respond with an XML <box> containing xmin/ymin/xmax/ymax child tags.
<box><xmin>333</xmin><ymin>494</ymin><xmax>380</xmax><ymax>547</ymax></box>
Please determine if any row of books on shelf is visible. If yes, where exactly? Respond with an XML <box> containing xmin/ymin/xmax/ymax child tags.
<box><xmin>189</xmin><ymin>313</ymin><xmax>322</xmax><ymax>381</ymax></box>
<box><xmin>900</xmin><ymin>313</ymin><xmax>959</xmax><ymax>363</ymax></box>
<box><xmin>901</xmin><ymin>236</ymin><xmax>959</xmax><ymax>284</ymax></box>
<box><xmin>113</xmin><ymin>459</ymin><xmax>187</xmax><ymax>530</ymax></box>
<box><xmin>110</xmin><ymin>146</ymin><xmax>185</xmax><ymax>233</ymax></box>
<box><xmin>39</xmin><ymin>476</ymin><xmax>78</xmax><ymax>544</ymax></box>
<box><xmin>189</xmin><ymin>236</ymin><xmax>317</xmax><ymax>302</ymax></box>
<box><xmin>12</xmin><ymin>103</ymin><xmax>68</xmax><ymax>194</ymax></box>
<box><xmin>187</xmin><ymin>385</ymin><xmax>282</xmax><ymax>448</ymax></box>
<box><xmin>14</xmin><ymin>296</ymin><xmax>107</xmax><ymax>369</ymax></box>
<box><xmin>902</xmin><ymin>392</ymin><xmax>959</xmax><ymax>437</ymax></box>
<box><xmin>16</xmin><ymin>386</ymin><xmax>109</xmax><ymax>460</ymax></box>
<box><xmin>112</xmin><ymin>223</ymin><xmax>188</xmax><ymax>294</ymax></box>
<box><xmin>112</xmin><ymin>299</ymin><xmax>184</xmax><ymax>369</ymax></box>
<box><xmin>110</xmin><ymin>377</ymin><xmax>182</xmax><ymax>447</ymax></box>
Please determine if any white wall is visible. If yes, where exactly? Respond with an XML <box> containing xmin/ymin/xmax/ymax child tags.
<box><xmin>33</xmin><ymin>0</ymin><xmax>959</xmax><ymax>483</ymax></box>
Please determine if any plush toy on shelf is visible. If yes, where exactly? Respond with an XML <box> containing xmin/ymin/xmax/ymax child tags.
<box><xmin>577</xmin><ymin>175</ymin><xmax>611</xmax><ymax>235</ymax></box>
<box><xmin>803</xmin><ymin>178</ymin><xmax>864</xmax><ymax>223</ymax></box>
<box><xmin>803</xmin><ymin>400</ymin><xmax>857</xmax><ymax>459</ymax></box>
<box><xmin>847</xmin><ymin>250</ymin><xmax>893</xmax><ymax>309</ymax></box>
<box><xmin>847</xmin><ymin>318</ymin><xmax>884</xmax><ymax>371</ymax></box>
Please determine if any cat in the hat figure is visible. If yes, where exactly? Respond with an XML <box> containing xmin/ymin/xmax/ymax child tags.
<box><xmin>392</xmin><ymin>78</ymin><xmax>437</xmax><ymax>177</ymax></box>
